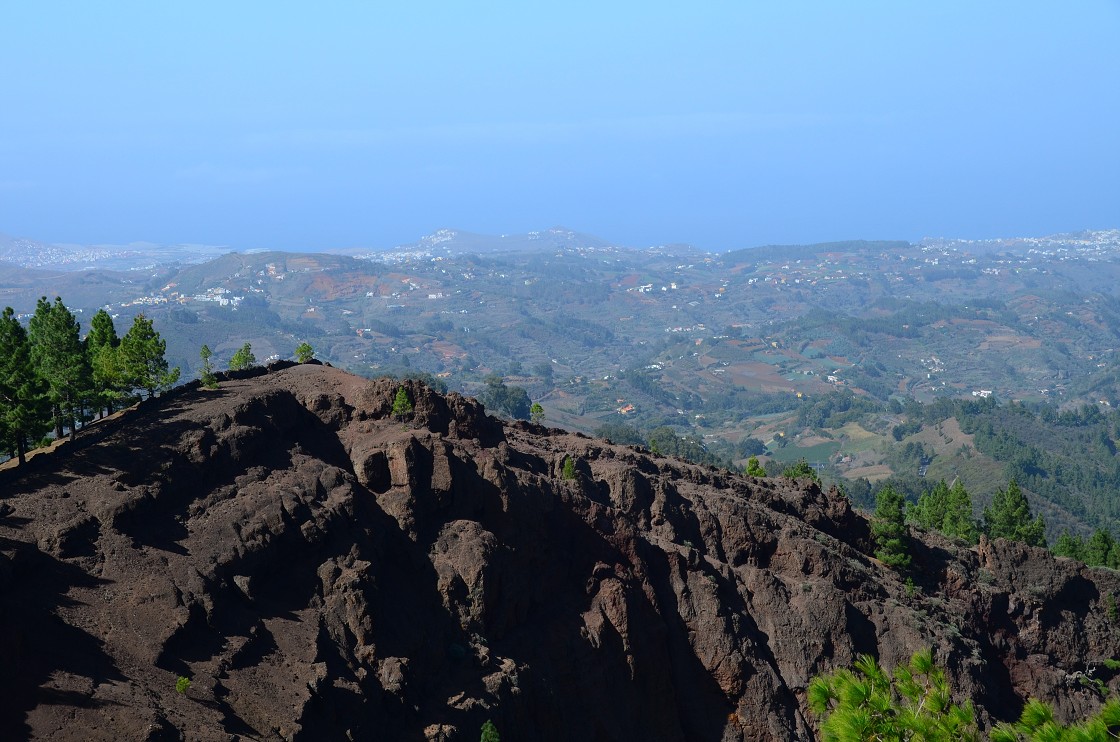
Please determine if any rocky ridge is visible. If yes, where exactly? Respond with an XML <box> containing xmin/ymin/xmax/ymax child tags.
<box><xmin>1</xmin><ymin>363</ymin><xmax>1118</xmax><ymax>741</ymax></box>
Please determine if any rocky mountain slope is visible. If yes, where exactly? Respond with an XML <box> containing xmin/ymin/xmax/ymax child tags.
<box><xmin>2</xmin><ymin>364</ymin><xmax>1119</xmax><ymax>741</ymax></box>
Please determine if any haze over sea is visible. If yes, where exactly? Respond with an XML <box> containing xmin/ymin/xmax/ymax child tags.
<box><xmin>1</xmin><ymin>2</ymin><xmax>1117</xmax><ymax>254</ymax></box>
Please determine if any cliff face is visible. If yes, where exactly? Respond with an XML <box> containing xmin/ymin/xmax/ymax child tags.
<box><xmin>1</xmin><ymin>364</ymin><xmax>1118</xmax><ymax>741</ymax></box>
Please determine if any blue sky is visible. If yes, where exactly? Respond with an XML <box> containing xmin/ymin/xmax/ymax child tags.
<box><xmin>1</xmin><ymin>2</ymin><xmax>1117</xmax><ymax>251</ymax></box>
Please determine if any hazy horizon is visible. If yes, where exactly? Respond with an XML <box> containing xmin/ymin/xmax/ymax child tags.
<box><xmin>7</xmin><ymin>224</ymin><xmax>1120</xmax><ymax>259</ymax></box>
<box><xmin>2</xmin><ymin>2</ymin><xmax>1117</xmax><ymax>253</ymax></box>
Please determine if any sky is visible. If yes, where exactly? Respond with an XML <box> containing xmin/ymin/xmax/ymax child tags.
<box><xmin>1</xmin><ymin>1</ymin><xmax>1118</xmax><ymax>252</ymax></box>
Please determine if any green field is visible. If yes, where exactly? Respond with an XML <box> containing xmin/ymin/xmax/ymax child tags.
<box><xmin>768</xmin><ymin>440</ymin><xmax>841</xmax><ymax>464</ymax></box>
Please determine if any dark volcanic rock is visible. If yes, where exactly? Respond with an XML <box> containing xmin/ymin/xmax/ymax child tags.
<box><xmin>1</xmin><ymin>365</ymin><xmax>1119</xmax><ymax>740</ymax></box>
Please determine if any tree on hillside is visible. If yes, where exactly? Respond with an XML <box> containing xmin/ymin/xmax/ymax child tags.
<box><xmin>0</xmin><ymin>307</ymin><xmax>51</xmax><ymax>464</ymax></box>
<box><xmin>229</xmin><ymin>342</ymin><xmax>256</xmax><ymax>371</ymax></box>
<box><xmin>504</xmin><ymin>384</ymin><xmax>532</xmax><ymax>420</ymax></box>
<box><xmin>295</xmin><ymin>342</ymin><xmax>314</xmax><ymax>363</ymax></box>
<box><xmin>1083</xmin><ymin>529</ymin><xmax>1118</xmax><ymax>568</ymax></box>
<box><xmin>480</xmin><ymin>720</ymin><xmax>500</xmax><ymax>742</ymax></box>
<box><xmin>745</xmin><ymin>456</ymin><xmax>767</xmax><ymax>477</ymax></box>
<box><xmin>534</xmin><ymin>361</ymin><xmax>554</xmax><ymax>382</ymax></box>
<box><xmin>391</xmin><ymin>386</ymin><xmax>413</xmax><ymax>420</ymax></box>
<box><xmin>983</xmin><ymin>480</ymin><xmax>1046</xmax><ymax>547</ymax></box>
<box><xmin>120</xmin><ymin>314</ymin><xmax>180</xmax><ymax>399</ymax></box>
<box><xmin>86</xmin><ymin>309</ymin><xmax>118</xmax><ymax>351</ymax></box>
<box><xmin>480</xmin><ymin>374</ymin><xmax>531</xmax><ymax>420</ymax></box>
<box><xmin>738</xmin><ymin>437</ymin><xmax>766</xmax><ymax>457</ymax></box>
<box><xmin>1053</xmin><ymin>528</ymin><xmax>1120</xmax><ymax>569</ymax></box>
<box><xmin>89</xmin><ymin>341</ymin><xmax>128</xmax><ymax>417</ymax></box>
<box><xmin>910</xmin><ymin>479</ymin><xmax>950</xmax><ymax>531</ymax></box>
<box><xmin>85</xmin><ymin>309</ymin><xmax>126</xmax><ymax>417</ymax></box>
<box><xmin>530</xmin><ymin>402</ymin><xmax>544</xmax><ymax>425</ymax></box>
<box><xmin>28</xmin><ymin>297</ymin><xmax>91</xmax><ymax>439</ymax></box>
<box><xmin>872</xmin><ymin>484</ymin><xmax>911</xmax><ymax>569</ymax></box>
<box><xmin>942</xmin><ymin>480</ymin><xmax>979</xmax><ymax>543</ymax></box>
<box><xmin>911</xmin><ymin>479</ymin><xmax>978</xmax><ymax>543</ymax></box>
<box><xmin>1052</xmin><ymin>532</ymin><xmax>1086</xmax><ymax>562</ymax></box>
<box><xmin>199</xmin><ymin>345</ymin><xmax>218</xmax><ymax>389</ymax></box>
<box><xmin>646</xmin><ymin>425</ymin><xmax>725</xmax><ymax>467</ymax></box>
<box><xmin>593</xmin><ymin>422</ymin><xmax>645</xmax><ymax>446</ymax></box>
<box><xmin>782</xmin><ymin>458</ymin><xmax>821</xmax><ymax>483</ymax></box>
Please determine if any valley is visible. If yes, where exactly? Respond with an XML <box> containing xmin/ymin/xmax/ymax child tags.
<box><xmin>4</xmin><ymin>228</ymin><xmax>1120</xmax><ymax>538</ymax></box>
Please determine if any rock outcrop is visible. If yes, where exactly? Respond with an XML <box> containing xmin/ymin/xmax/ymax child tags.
<box><xmin>1</xmin><ymin>364</ymin><xmax>1118</xmax><ymax>740</ymax></box>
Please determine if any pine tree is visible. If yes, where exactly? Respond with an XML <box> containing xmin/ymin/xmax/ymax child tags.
<box><xmin>809</xmin><ymin>649</ymin><xmax>978</xmax><ymax>741</ymax></box>
<box><xmin>1052</xmin><ymin>529</ymin><xmax>1120</xmax><ymax>569</ymax></box>
<box><xmin>745</xmin><ymin>456</ymin><xmax>767</xmax><ymax>477</ymax></box>
<box><xmin>481</xmin><ymin>374</ymin><xmax>532</xmax><ymax>420</ymax></box>
<box><xmin>991</xmin><ymin>697</ymin><xmax>1120</xmax><ymax>741</ymax></box>
<box><xmin>89</xmin><ymin>343</ymin><xmax>128</xmax><ymax>416</ymax></box>
<box><xmin>782</xmin><ymin>458</ymin><xmax>820</xmax><ymax>483</ymax></box>
<box><xmin>199</xmin><ymin>345</ymin><xmax>218</xmax><ymax>389</ymax></box>
<box><xmin>943</xmin><ymin>480</ymin><xmax>978</xmax><ymax>543</ymax></box>
<box><xmin>814</xmin><ymin>651</ymin><xmax>1120</xmax><ymax>741</ymax></box>
<box><xmin>530</xmin><ymin>402</ymin><xmax>544</xmax><ymax>425</ymax></box>
<box><xmin>983</xmin><ymin>480</ymin><xmax>1046</xmax><ymax>547</ymax></box>
<box><xmin>480</xmin><ymin>720</ymin><xmax>500</xmax><ymax>742</ymax></box>
<box><xmin>391</xmin><ymin>386</ymin><xmax>413</xmax><ymax>420</ymax></box>
<box><xmin>86</xmin><ymin>309</ymin><xmax>118</xmax><ymax>351</ymax></box>
<box><xmin>27</xmin><ymin>298</ymin><xmax>59</xmax><ymax>438</ymax></box>
<box><xmin>120</xmin><ymin>314</ymin><xmax>180</xmax><ymax>399</ymax></box>
<box><xmin>1052</xmin><ymin>532</ymin><xmax>1086</xmax><ymax>561</ymax></box>
<box><xmin>28</xmin><ymin>297</ymin><xmax>92</xmax><ymax>439</ymax></box>
<box><xmin>911</xmin><ymin>479</ymin><xmax>951</xmax><ymax>531</ymax></box>
<box><xmin>0</xmin><ymin>307</ymin><xmax>51</xmax><ymax>464</ymax></box>
<box><xmin>1084</xmin><ymin>529</ymin><xmax>1118</xmax><ymax>568</ymax></box>
<box><xmin>229</xmin><ymin>342</ymin><xmax>256</xmax><ymax>371</ymax></box>
<box><xmin>295</xmin><ymin>342</ymin><xmax>315</xmax><ymax>363</ymax></box>
<box><xmin>85</xmin><ymin>309</ymin><xmax>124</xmax><ymax>417</ymax></box>
<box><xmin>913</xmin><ymin>479</ymin><xmax>978</xmax><ymax>543</ymax></box>
<box><xmin>872</xmin><ymin>485</ymin><xmax>911</xmax><ymax>569</ymax></box>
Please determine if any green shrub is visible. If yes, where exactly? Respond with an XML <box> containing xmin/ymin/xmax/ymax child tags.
<box><xmin>480</xmin><ymin>719</ymin><xmax>500</xmax><ymax>742</ymax></box>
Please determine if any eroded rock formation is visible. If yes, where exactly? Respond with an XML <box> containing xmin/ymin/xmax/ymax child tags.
<box><xmin>1</xmin><ymin>364</ymin><xmax>1118</xmax><ymax>740</ymax></box>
